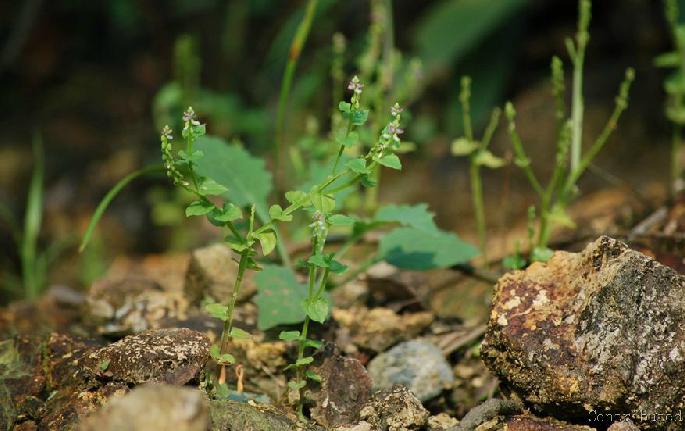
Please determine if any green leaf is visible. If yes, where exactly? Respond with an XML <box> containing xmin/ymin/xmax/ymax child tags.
<box><xmin>304</xmin><ymin>297</ymin><xmax>329</xmax><ymax>323</ymax></box>
<box><xmin>375</xmin><ymin>203</ymin><xmax>438</xmax><ymax>233</ymax></box>
<box><xmin>198</xmin><ymin>178</ymin><xmax>228</xmax><ymax>196</ymax></box>
<box><xmin>307</xmin><ymin>253</ymin><xmax>329</xmax><ymax>268</ymax></box>
<box><xmin>230</xmin><ymin>327</ymin><xmax>251</xmax><ymax>340</ymax></box>
<box><xmin>474</xmin><ymin>149</ymin><xmax>506</xmax><ymax>168</ymax></box>
<box><xmin>204</xmin><ymin>302</ymin><xmax>229</xmax><ymax>320</ymax></box>
<box><xmin>269</xmin><ymin>204</ymin><xmax>293</xmax><ymax>222</ymax></box>
<box><xmin>305</xmin><ymin>370</ymin><xmax>321</xmax><ymax>382</ymax></box>
<box><xmin>296</xmin><ymin>356</ymin><xmax>314</xmax><ymax>366</ymax></box>
<box><xmin>210</xmin><ymin>344</ymin><xmax>236</xmax><ymax>365</ymax></box>
<box><xmin>310</xmin><ymin>191</ymin><xmax>336</xmax><ymax>213</ymax></box>
<box><xmin>328</xmin><ymin>259</ymin><xmax>347</xmax><ymax>274</ymax></box>
<box><xmin>379</xmin><ymin>226</ymin><xmax>479</xmax><ymax>270</ymax></box>
<box><xmin>279</xmin><ymin>331</ymin><xmax>301</xmax><ymax>341</ymax></box>
<box><xmin>351</xmin><ymin>109</ymin><xmax>369</xmax><ymax>126</ymax></box>
<box><xmin>254</xmin><ymin>265</ymin><xmax>307</xmax><ymax>329</ymax></box>
<box><xmin>328</xmin><ymin>214</ymin><xmax>356</xmax><ymax>226</ymax></box>
<box><xmin>346</xmin><ymin>158</ymin><xmax>368</xmax><ymax>174</ymax></box>
<box><xmin>185</xmin><ymin>200</ymin><xmax>214</xmax><ymax>217</ymax></box>
<box><xmin>304</xmin><ymin>339</ymin><xmax>322</xmax><ymax>349</ymax></box>
<box><xmin>451</xmin><ymin>138</ymin><xmax>479</xmax><ymax>156</ymax></box>
<box><xmin>195</xmin><ymin>136</ymin><xmax>272</xmax><ymax>223</ymax></box>
<box><xmin>99</xmin><ymin>359</ymin><xmax>110</xmax><ymax>372</ymax></box>
<box><xmin>531</xmin><ymin>246</ymin><xmax>553</xmax><ymax>263</ymax></box>
<box><xmin>226</xmin><ymin>237</ymin><xmax>249</xmax><ymax>252</ymax></box>
<box><xmin>377</xmin><ymin>154</ymin><xmax>402</xmax><ymax>170</ymax></box>
<box><xmin>256</xmin><ymin>231</ymin><xmax>277</xmax><ymax>256</ymax></box>
<box><xmin>209</xmin><ymin>203</ymin><xmax>242</xmax><ymax>225</ymax></box>
<box><xmin>285</xmin><ymin>190</ymin><xmax>310</xmax><ymax>206</ymax></box>
<box><xmin>338</xmin><ymin>101</ymin><xmax>351</xmax><ymax>113</ymax></box>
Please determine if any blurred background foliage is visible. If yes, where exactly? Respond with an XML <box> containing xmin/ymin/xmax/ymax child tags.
<box><xmin>0</xmin><ymin>0</ymin><xmax>679</xmax><ymax>302</ymax></box>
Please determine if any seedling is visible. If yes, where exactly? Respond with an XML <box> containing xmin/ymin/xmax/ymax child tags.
<box><xmin>504</xmin><ymin>0</ymin><xmax>634</xmax><ymax>262</ymax></box>
<box><xmin>451</xmin><ymin>76</ymin><xmax>505</xmax><ymax>263</ymax></box>
<box><xmin>656</xmin><ymin>0</ymin><xmax>685</xmax><ymax>194</ymax></box>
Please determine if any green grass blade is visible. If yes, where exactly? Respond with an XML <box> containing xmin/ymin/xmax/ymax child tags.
<box><xmin>79</xmin><ymin>164</ymin><xmax>163</xmax><ymax>253</ymax></box>
<box><xmin>21</xmin><ymin>132</ymin><xmax>44</xmax><ymax>299</ymax></box>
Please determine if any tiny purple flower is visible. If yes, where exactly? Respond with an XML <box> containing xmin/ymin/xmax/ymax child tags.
<box><xmin>182</xmin><ymin>107</ymin><xmax>196</xmax><ymax>122</ymax></box>
<box><xmin>388</xmin><ymin>125</ymin><xmax>404</xmax><ymax>136</ymax></box>
<box><xmin>161</xmin><ymin>125</ymin><xmax>173</xmax><ymax>140</ymax></box>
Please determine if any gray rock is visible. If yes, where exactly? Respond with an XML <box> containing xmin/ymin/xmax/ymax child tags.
<box><xmin>185</xmin><ymin>243</ymin><xmax>256</xmax><ymax>304</ymax></box>
<box><xmin>367</xmin><ymin>339</ymin><xmax>454</xmax><ymax>401</ymax></box>
<box><xmin>78</xmin><ymin>383</ymin><xmax>208</xmax><ymax>431</ymax></box>
<box><xmin>482</xmin><ymin>236</ymin><xmax>685</xmax><ymax>430</ymax></box>
<box><xmin>82</xmin><ymin>328</ymin><xmax>209</xmax><ymax>385</ymax></box>
<box><xmin>359</xmin><ymin>385</ymin><xmax>429</xmax><ymax>431</ymax></box>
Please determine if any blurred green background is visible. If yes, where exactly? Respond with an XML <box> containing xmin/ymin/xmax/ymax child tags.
<box><xmin>0</xmin><ymin>0</ymin><xmax>677</xmax><ymax>301</ymax></box>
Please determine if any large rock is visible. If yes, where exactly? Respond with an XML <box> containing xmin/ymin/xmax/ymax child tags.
<box><xmin>482</xmin><ymin>236</ymin><xmax>685</xmax><ymax>430</ymax></box>
<box><xmin>78</xmin><ymin>383</ymin><xmax>208</xmax><ymax>431</ymax></box>
<box><xmin>367</xmin><ymin>339</ymin><xmax>454</xmax><ymax>402</ymax></box>
<box><xmin>82</xmin><ymin>328</ymin><xmax>209</xmax><ymax>385</ymax></box>
<box><xmin>184</xmin><ymin>243</ymin><xmax>256</xmax><ymax>304</ymax></box>
<box><xmin>209</xmin><ymin>400</ymin><xmax>322</xmax><ymax>430</ymax></box>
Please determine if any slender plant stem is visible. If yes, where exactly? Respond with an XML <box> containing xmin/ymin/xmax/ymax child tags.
<box><xmin>275</xmin><ymin>0</ymin><xmax>319</xmax><ymax>184</ymax></box>
<box><xmin>470</xmin><ymin>160</ymin><xmax>487</xmax><ymax>262</ymax></box>
<box><xmin>218</xmin><ymin>251</ymin><xmax>249</xmax><ymax>364</ymax></box>
<box><xmin>569</xmin><ymin>0</ymin><xmax>590</xmax><ymax>172</ymax></box>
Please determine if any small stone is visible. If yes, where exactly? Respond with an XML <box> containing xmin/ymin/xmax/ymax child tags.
<box><xmin>359</xmin><ymin>385</ymin><xmax>429</xmax><ymax>431</ymax></box>
<box><xmin>184</xmin><ymin>243</ymin><xmax>256</xmax><ymax>304</ymax></box>
<box><xmin>78</xmin><ymin>383</ymin><xmax>208</xmax><ymax>431</ymax></box>
<box><xmin>82</xmin><ymin>328</ymin><xmax>209</xmax><ymax>385</ymax></box>
<box><xmin>333</xmin><ymin>307</ymin><xmax>433</xmax><ymax>353</ymax></box>
<box><xmin>367</xmin><ymin>339</ymin><xmax>454</xmax><ymax>401</ymax></box>
<box><xmin>427</xmin><ymin>413</ymin><xmax>458</xmax><ymax>430</ymax></box>
<box><xmin>310</xmin><ymin>347</ymin><xmax>372</xmax><ymax>428</ymax></box>
<box><xmin>482</xmin><ymin>236</ymin><xmax>685</xmax><ymax>430</ymax></box>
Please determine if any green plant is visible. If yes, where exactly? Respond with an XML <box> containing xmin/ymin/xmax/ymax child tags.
<box><xmin>0</xmin><ymin>133</ymin><xmax>76</xmax><ymax>300</ymax></box>
<box><xmin>656</xmin><ymin>0</ymin><xmax>685</xmax><ymax>194</ymax></box>
<box><xmin>451</xmin><ymin>76</ymin><xmax>505</xmax><ymax>264</ymax></box>
<box><xmin>503</xmin><ymin>0</ymin><xmax>634</xmax><ymax>262</ymax></box>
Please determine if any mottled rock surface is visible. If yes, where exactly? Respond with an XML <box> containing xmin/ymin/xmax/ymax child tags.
<box><xmin>359</xmin><ymin>385</ymin><xmax>429</xmax><ymax>431</ymax></box>
<box><xmin>78</xmin><ymin>383</ymin><xmax>208</xmax><ymax>431</ymax></box>
<box><xmin>310</xmin><ymin>347</ymin><xmax>372</xmax><ymax>428</ymax></box>
<box><xmin>333</xmin><ymin>307</ymin><xmax>433</xmax><ymax>352</ymax></box>
<box><xmin>82</xmin><ymin>328</ymin><xmax>209</xmax><ymax>385</ymax></box>
<box><xmin>184</xmin><ymin>243</ymin><xmax>256</xmax><ymax>304</ymax></box>
<box><xmin>209</xmin><ymin>400</ymin><xmax>321</xmax><ymax>430</ymax></box>
<box><xmin>502</xmin><ymin>415</ymin><xmax>597</xmax><ymax>430</ymax></box>
<box><xmin>367</xmin><ymin>339</ymin><xmax>453</xmax><ymax>401</ymax></box>
<box><xmin>482</xmin><ymin>236</ymin><xmax>685</xmax><ymax>430</ymax></box>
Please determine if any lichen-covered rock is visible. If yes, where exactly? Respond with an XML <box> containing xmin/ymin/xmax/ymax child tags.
<box><xmin>209</xmin><ymin>400</ymin><xmax>321</xmax><ymax>430</ymax></box>
<box><xmin>310</xmin><ymin>347</ymin><xmax>372</xmax><ymax>428</ymax></box>
<box><xmin>82</xmin><ymin>328</ymin><xmax>209</xmax><ymax>385</ymax></box>
<box><xmin>367</xmin><ymin>339</ymin><xmax>453</xmax><ymax>401</ymax></box>
<box><xmin>427</xmin><ymin>413</ymin><xmax>458</xmax><ymax>430</ymax></box>
<box><xmin>78</xmin><ymin>383</ymin><xmax>208</xmax><ymax>431</ymax></box>
<box><xmin>607</xmin><ymin>420</ymin><xmax>640</xmax><ymax>431</ymax></box>
<box><xmin>482</xmin><ymin>236</ymin><xmax>685</xmax><ymax>430</ymax></box>
<box><xmin>0</xmin><ymin>336</ymin><xmax>45</xmax><ymax>430</ymax></box>
<box><xmin>359</xmin><ymin>385</ymin><xmax>429</xmax><ymax>431</ymax></box>
<box><xmin>184</xmin><ymin>243</ymin><xmax>256</xmax><ymax>304</ymax></box>
<box><xmin>333</xmin><ymin>307</ymin><xmax>433</xmax><ymax>353</ymax></box>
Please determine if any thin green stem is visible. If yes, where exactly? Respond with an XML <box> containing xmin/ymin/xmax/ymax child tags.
<box><xmin>569</xmin><ymin>0</ymin><xmax>590</xmax><ymax>172</ymax></box>
<box><xmin>505</xmin><ymin>104</ymin><xmax>544</xmax><ymax>196</ymax></box>
<box><xmin>469</xmin><ymin>160</ymin><xmax>487</xmax><ymax>262</ymax></box>
<box><xmin>275</xmin><ymin>0</ymin><xmax>319</xmax><ymax>184</ymax></box>
<box><xmin>218</xmin><ymin>250</ymin><xmax>250</xmax><ymax>377</ymax></box>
